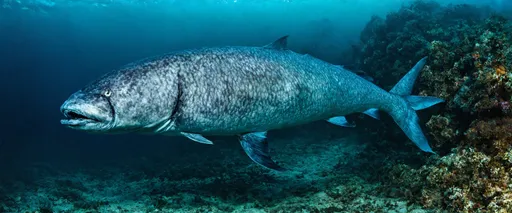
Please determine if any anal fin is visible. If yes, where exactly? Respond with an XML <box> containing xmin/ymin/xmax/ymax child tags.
<box><xmin>181</xmin><ymin>132</ymin><xmax>214</xmax><ymax>145</ymax></box>
<box><xmin>239</xmin><ymin>131</ymin><xmax>286</xmax><ymax>171</ymax></box>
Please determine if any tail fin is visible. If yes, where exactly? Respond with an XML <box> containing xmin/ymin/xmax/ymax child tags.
<box><xmin>390</xmin><ymin>57</ymin><xmax>427</xmax><ymax>96</ymax></box>
<box><xmin>386</xmin><ymin>57</ymin><xmax>443</xmax><ymax>153</ymax></box>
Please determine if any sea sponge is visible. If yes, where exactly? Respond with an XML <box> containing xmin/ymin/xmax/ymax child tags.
<box><xmin>495</xmin><ymin>64</ymin><xmax>507</xmax><ymax>76</ymax></box>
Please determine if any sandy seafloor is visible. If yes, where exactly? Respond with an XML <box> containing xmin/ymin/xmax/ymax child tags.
<box><xmin>0</xmin><ymin>123</ymin><xmax>441</xmax><ymax>213</ymax></box>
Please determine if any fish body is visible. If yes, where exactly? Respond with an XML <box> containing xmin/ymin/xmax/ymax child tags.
<box><xmin>144</xmin><ymin>47</ymin><xmax>385</xmax><ymax>135</ymax></box>
<box><xmin>60</xmin><ymin>36</ymin><xmax>443</xmax><ymax>170</ymax></box>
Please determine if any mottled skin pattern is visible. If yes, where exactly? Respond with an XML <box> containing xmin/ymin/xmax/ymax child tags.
<box><xmin>62</xmin><ymin>46</ymin><xmax>402</xmax><ymax>135</ymax></box>
<box><xmin>175</xmin><ymin>47</ymin><xmax>398</xmax><ymax>135</ymax></box>
<box><xmin>61</xmin><ymin>44</ymin><xmax>406</xmax><ymax>138</ymax></box>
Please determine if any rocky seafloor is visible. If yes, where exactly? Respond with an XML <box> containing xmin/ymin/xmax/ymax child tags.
<box><xmin>2</xmin><ymin>0</ymin><xmax>512</xmax><ymax>212</ymax></box>
<box><xmin>0</xmin><ymin>124</ymin><xmax>437</xmax><ymax>213</ymax></box>
<box><xmin>351</xmin><ymin>1</ymin><xmax>512</xmax><ymax>212</ymax></box>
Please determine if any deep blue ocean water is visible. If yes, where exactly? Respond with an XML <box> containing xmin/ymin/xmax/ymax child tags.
<box><xmin>0</xmin><ymin>0</ymin><xmax>420</xmax><ymax>174</ymax></box>
<box><xmin>0</xmin><ymin>0</ymin><xmax>511</xmax><ymax>212</ymax></box>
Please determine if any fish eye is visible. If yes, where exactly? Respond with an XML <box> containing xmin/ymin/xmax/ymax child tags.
<box><xmin>104</xmin><ymin>90</ymin><xmax>112</xmax><ymax>97</ymax></box>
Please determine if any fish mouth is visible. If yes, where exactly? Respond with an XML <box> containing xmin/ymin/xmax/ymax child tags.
<box><xmin>60</xmin><ymin>109</ymin><xmax>102</xmax><ymax>127</ymax></box>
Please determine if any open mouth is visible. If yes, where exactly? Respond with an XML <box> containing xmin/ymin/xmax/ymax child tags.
<box><xmin>61</xmin><ymin>110</ymin><xmax>101</xmax><ymax>126</ymax></box>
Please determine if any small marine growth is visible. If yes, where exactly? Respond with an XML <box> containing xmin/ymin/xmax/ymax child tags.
<box><xmin>353</xmin><ymin>0</ymin><xmax>512</xmax><ymax>212</ymax></box>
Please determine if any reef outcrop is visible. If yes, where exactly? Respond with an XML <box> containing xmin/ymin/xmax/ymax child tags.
<box><xmin>355</xmin><ymin>0</ymin><xmax>512</xmax><ymax>212</ymax></box>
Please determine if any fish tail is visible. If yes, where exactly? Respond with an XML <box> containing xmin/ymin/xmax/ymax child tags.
<box><xmin>385</xmin><ymin>57</ymin><xmax>443</xmax><ymax>153</ymax></box>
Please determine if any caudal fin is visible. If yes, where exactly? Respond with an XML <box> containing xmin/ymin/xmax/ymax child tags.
<box><xmin>386</xmin><ymin>57</ymin><xmax>443</xmax><ymax>153</ymax></box>
<box><xmin>390</xmin><ymin>57</ymin><xmax>427</xmax><ymax>96</ymax></box>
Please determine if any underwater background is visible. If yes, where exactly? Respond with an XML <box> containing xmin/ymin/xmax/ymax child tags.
<box><xmin>1</xmin><ymin>0</ymin><xmax>512</xmax><ymax>212</ymax></box>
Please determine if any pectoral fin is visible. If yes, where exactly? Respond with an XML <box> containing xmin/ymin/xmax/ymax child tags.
<box><xmin>181</xmin><ymin>132</ymin><xmax>214</xmax><ymax>145</ymax></box>
<box><xmin>363</xmin><ymin>108</ymin><xmax>380</xmax><ymax>120</ymax></box>
<box><xmin>239</xmin><ymin>131</ymin><xmax>286</xmax><ymax>171</ymax></box>
<box><xmin>327</xmin><ymin>116</ymin><xmax>355</xmax><ymax>127</ymax></box>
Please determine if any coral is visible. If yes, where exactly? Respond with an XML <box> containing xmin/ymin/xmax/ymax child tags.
<box><xmin>355</xmin><ymin>0</ymin><xmax>512</xmax><ymax>212</ymax></box>
<box><xmin>353</xmin><ymin>1</ymin><xmax>504</xmax><ymax>152</ymax></box>
<box><xmin>425</xmin><ymin>114</ymin><xmax>458</xmax><ymax>149</ymax></box>
<box><xmin>392</xmin><ymin>118</ymin><xmax>512</xmax><ymax>212</ymax></box>
<box><xmin>357</xmin><ymin>1</ymin><xmax>511</xmax><ymax>117</ymax></box>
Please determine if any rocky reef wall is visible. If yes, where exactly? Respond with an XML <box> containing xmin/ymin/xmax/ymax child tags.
<box><xmin>353</xmin><ymin>1</ymin><xmax>512</xmax><ymax>212</ymax></box>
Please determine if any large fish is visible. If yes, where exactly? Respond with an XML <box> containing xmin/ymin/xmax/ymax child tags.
<box><xmin>60</xmin><ymin>36</ymin><xmax>443</xmax><ymax>171</ymax></box>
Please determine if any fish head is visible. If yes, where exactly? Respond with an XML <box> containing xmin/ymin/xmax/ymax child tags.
<box><xmin>61</xmin><ymin>62</ymin><xmax>179</xmax><ymax>133</ymax></box>
<box><xmin>60</xmin><ymin>88</ymin><xmax>115</xmax><ymax>132</ymax></box>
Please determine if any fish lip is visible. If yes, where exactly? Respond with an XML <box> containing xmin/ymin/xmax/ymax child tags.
<box><xmin>60</xmin><ymin>118</ymin><xmax>95</xmax><ymax>127</ymax></box>
<box><xmin>60</xmin><ymin>109</ymin><xmax>102</xmax><ymax>126</ymax></box>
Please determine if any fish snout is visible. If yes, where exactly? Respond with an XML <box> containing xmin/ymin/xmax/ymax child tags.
<box><xmin>60</xmin><ymin>91</ymin><xmax>113</xmax><ymax>130</ymax></box>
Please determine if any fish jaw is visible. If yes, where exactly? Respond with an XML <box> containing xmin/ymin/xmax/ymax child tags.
<box><xmin>60</xmin><ymin>91</ymin><xmax>115</xmax><ymax>132</ymax></box>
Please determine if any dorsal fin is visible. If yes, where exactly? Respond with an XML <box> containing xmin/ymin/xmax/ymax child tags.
<box><xmin>264</xmin><ymin>35</ymin><xmax>289</xmax><ymax>50</ymax></box>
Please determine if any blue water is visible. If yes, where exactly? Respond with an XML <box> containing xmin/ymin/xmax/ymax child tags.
<box><xmin>0</xmin><ymin>0</ymin><xmax>422</xmax><ymax>170</ymax></box>
<box><xmin>0</xmin><ymin>0</ymin><xmax>510</xmax><ymax>212</ymax></box>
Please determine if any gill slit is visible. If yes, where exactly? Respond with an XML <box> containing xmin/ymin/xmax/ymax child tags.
<box><xmin>154</xmin><ymin>71</ymin><xmax>182</xmax><ymax>133</ymax></box>
<box><xmin>105</xmin><ymin>95</ymin><xmax>117</xmax><ymax>129</ymax></box>
<box><xmin>170</xmin><ymin>72</ymin><xmax>183</xmax><ymax>124</ymax></box>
